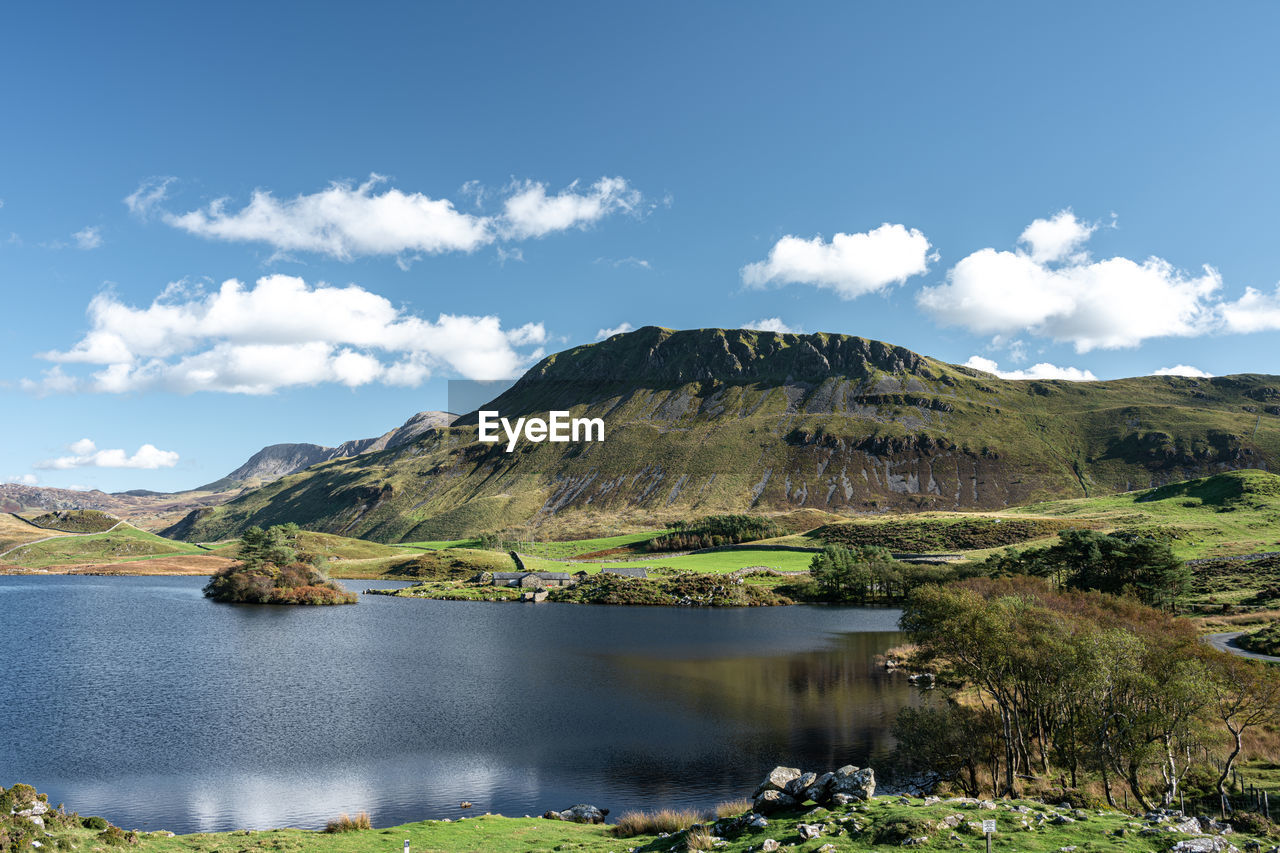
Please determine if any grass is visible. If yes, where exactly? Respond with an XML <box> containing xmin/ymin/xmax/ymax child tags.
<box><xmin>1239</xmin><ymin>621</ymin><xmax>1280</xmax><ymax>655</ymax></box>
<box><xmin>516</xmin><ymin>544</ymin><xmax>817</xmax><ymax>575</ymax></box>
<box><xmin>1000</xmin><ymin>469</ymin><xmax>1280</xmax><ymax>560</ymax></box>
<box><xmin>714</xmin><ymin>798</ymin><xmax>753</xmax><ymax>819</ymax></box>
<box><xmin>611</xmin><ymin>807</ymin><xmax>710</xmax><ymax>837</ymax></box>
<box><xmin>323</xmin><ymin>813</ymin><xmax>371</xmax><ymax>833</ymax></box>
<box><xmin>34</xmin><ymin>794</ymin><xmax>1280</xmax><ymax>853</ymax></box>
<box><xmin>0</xmin><ymin>523</ymin><xmax>207</xmax><ymax>569</ymax></box>
<box><xmin>27</xmin><ymin>509</ymin><xmax>120</xmax><ymax>533</ymax></box>
<box><xmin>0</xmin><ymin>513</ymin><xmax>74</xmax><ymax>552</ymax></box>
<box><xmin>599</xmin><ymin>547</ymin><xmax>817</xmax><ymax>574</ymax></box>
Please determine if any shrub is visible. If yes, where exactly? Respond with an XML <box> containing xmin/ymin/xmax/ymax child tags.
<box><xmin>97</xmin><ymin>826</ymin><xmax>138</xmax><ymax>846</ymax></box>
<box><xmin>324</xmin><ymin>812</ymin><xmax>372</xmax><ymax>833</ymax></box>
<box><xmin>611</xmin><ymin>808</ymin><xmax>706</xmax><ymax>838</ymax></box>
<box><xmin>81</xmin><ymin>816</ymin><xmax>110</xmax><ymax>831</ymax></box>
<box><xmin>1045</xmin><ymin>788</ymin><xmax>1105</xmax><ymax>810</ymax></box>
<box><xmin>1230</xmin><ymin>811</ymin><xmax>1276</xmax><ymax>838</ymax></box>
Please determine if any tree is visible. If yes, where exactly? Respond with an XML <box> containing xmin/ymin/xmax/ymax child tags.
<box><xmin>1206</xmin><ymin>653</ymin><xmax>1280</xmax><ymax>798</ymax></box>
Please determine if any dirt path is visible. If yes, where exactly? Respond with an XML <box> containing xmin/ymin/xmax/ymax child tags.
<box><xmin>0</xmin><ymin>519</ymin><xmax>126</xmax><ymax>560</ymax></box>
<box><xmin>1205</xmin><ymin>631</ymin><xmax>1280</xmax><ymax>664</ymax></box>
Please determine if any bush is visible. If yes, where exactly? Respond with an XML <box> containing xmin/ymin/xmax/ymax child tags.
<box><xmin>97</xmin><ymin>826</ymin><xmax>138</xmax><ymax>846</ymax></box>
<box><xmin>81</xmin><ymin>816</ymin><xmax>110</xmax><ymax>831</ymax></box>
<box><xmin>1045</xmin><ymin>788</ymin><xmax>1105</xmax><ymax>810</ymax></box>
<box><xmin>323</xmin><ymin>812</ymin><xmax>372</xmax><ymax>833</ymax></box>
<box><xmin>1229</xmin><ymin>811</ymin><xmax>1276</xmax><ymax>838</ymax></box>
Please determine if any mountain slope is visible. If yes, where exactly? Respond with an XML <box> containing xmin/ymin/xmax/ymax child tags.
<box><xmin>165</xmin><ymin>326</ymin><xmax>1280</xmax><ymax>542</ymax></box>
<box><xmin>197</xmin><ymin>410</ymin><xmax>455</xmax><ymax>490</ymax></box>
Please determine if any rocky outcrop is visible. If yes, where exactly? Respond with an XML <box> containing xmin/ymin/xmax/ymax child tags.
<box><xmin>751</xmin><ymin>764</ymin><xmax>874</xmax><ymax>813</ymax></box>
<box><xmin>541</xmin><ymin>804</ymin><xmax>608</xmax><ymax>824</ymax></box>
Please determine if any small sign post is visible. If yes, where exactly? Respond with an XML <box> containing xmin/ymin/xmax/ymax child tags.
<box><xmin>404</xmin><ymin>840</ymin><xmax>410</xmax><ymax>853</ymax></box>
<box><xmin>982</xmin><ymin>819</ymin><xmax>996</xmax><ymax>853</ymax></box>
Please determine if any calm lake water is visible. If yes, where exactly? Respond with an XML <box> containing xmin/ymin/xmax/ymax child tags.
<box><xmin>0</xmin><ymin>576</ymin><xmax>913</xmax><ymax>833</ymax></box>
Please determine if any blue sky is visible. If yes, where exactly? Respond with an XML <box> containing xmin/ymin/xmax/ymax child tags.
<box><xmin>5</xmin><ymin>2</ymin><xmax>1280</xmax><ymax>492</ymax></box>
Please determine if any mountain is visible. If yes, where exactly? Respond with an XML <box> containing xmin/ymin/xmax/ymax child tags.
<box><xmin>164</xmin><ymin>326</ymin><xmax>1280</xmax><ymax>543</ymax></box>
<box><xmin>1</xmin><ymin>411</ymin><xmax>455</xmax><ymax>528</ymax></box>
<box><xmin>196</xmin><ymin>411</ymin><xmax>456</xmax><ymax>490</ymax></box>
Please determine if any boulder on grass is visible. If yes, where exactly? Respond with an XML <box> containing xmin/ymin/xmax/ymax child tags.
<box><xmin>541</xmin><ymin>804</ymin><xmax>608</xmax><ymax>824</ymax></box>
<box><xmin>753</xmin><ymin>790</ymin><xmax>799</xmax><ymax>814</ymax></box>
<box><xmin>753</xmin><ymin>767</ymin><xmax>802</xmax><ymax>799</ymax></box>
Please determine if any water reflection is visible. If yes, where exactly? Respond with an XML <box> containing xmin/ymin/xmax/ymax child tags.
<box><xmin>1</xmin><ymin>577</ymin><xmax>914</xmax><ymax>832</ymax></box>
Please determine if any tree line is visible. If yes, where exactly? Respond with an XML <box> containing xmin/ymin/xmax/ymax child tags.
<box><xmin>893</xmin><ymin>576</ymin><xmax>1280</xmax><ymax>811</ymax></box>
<box><xmin>647</xmin><ymin>514</ymin><xmax>783</xmax><ymax>552</ymax></box>
<box><xmin>805</xmin><ymin>529</ymin><xmax>1192</xmax><ymax>611</ymax></box>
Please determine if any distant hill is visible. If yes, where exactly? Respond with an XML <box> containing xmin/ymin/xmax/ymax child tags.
<box><xmin>163</xmin><ymin>326</ymin><xmax>1280</xmax><ymax>543</ymax></box>
<box><xmin>0</xmin><ymin>411</ymin><xmax>456</xmax><ymax>527</ymax></box>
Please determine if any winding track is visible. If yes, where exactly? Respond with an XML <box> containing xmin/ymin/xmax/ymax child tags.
<box><xmin>1205</xmin><ymin>631</ymin><xmax>1280</xmax><ymax>664</ymax></box>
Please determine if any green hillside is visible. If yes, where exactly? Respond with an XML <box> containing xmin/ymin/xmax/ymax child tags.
<box><xmin>0</xmin><ymin>523</ymin><xmax>207</xmax><ymax>568</ymax></box>
<box><xmin>1001</xmin><ymin>468</ymin><xmax>1280</xmax><ymax>559</ymax></box>
<box><xmin>165</xmin><ymin>326</ymin><xmax>1280</xmax><ymax>543</ymax></box>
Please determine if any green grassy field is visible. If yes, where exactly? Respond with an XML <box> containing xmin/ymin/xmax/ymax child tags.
<box><xmin>30</xmin><ymin>795</ymin><xmax>1276</xmax><ymax>853</ymax></box>
<box><xmin>0</xmin><ymin>523</ymin><xmax>207</xmax><ymax>568</ymax></box>
<box><xmin>1000</xmin><ymin>468</ymin><xmax>1280</xmax><ymax>559</ymax></box>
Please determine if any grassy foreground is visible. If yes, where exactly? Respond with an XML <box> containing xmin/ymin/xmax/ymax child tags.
<box><xmin>36</xmin><ymin>795</ymin><xmax>1279</xmax><ymax>853</ymax></box>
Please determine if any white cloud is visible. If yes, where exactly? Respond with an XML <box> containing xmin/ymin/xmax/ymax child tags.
<box><xmin>165</xmin><ymin>175</ymin><xmax>490</xmax><ymax>260</ymax></box>
<box><xmin>918</xmin><ymin>211</ymin><xmax>1221</xmax><ymax>352</ymax></box>
<box><xmin>743</xmin><ymin>317</ymin><xmax>800</xmax><ymax>334</ymax></box>
<box><xmin>124</xmin><ymin>177</ymin><xmax>175</xmax><ymax>219</ymax></box>
<box><xmin>1219</xmin><ymin>284</ymin><xmax>1280</xmax><ymax>334</ymax></box>
<box><xmin>595</xmin><ymin>322</ymin><xmax>634</xmax><ymax>341</ymax></box>
<box><xmin>595</xmin><ymin>256</ymin><xmax>651</xmax><ymax>270</ymax></box>
<box><xmin>135</xmin><ymin>174</ymin><xmax>647</xmax><ymax>263</ymax></box>
<box><xmin>741</xmin><ymin>223</ymin><xmax>932</xmax><ymax>299</ymax></box>
<box><xmin>1151</xmin><ymin>364</ymin><xmax>1214</xmax><ymax>378</ymax></box>
<box><xmin>501</xmin><ymin>177</ymin><xmax>641</xmax><ymax>240</ymax></box>
<box><xmin>963</xmin><ymin>355</ymin><xmax>1098</xmax><ymax>382</ymax></box>
<box><xmin>2</xmin><ymin>474</ymin><xmax>37</xmax><ymax>486</ymax></box>
<box><xmin>19</xmin><ymin>366</ymin><xmax>80</xmax><ymax>395</ymax></box>
<box><xmin>36</xmin><ymin>439</ymin><xmax>179</xmax><ymax>470</ymax></box>
<box><xmin>30</xmin><ymin>275</ymin><xmax>547</xmax><ymax>394</ymax></box>
<box><xmin>1019</xmin><ymin>210</ymin><xmax>1095</xmax><ymax>263</ymax></box>
<box><xmin>73</xmin><ymin>226</ymin><xmax>103</xmax><ymax>250</ymax></box>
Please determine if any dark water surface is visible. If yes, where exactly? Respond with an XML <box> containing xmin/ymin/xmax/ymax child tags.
<box><xmin>0</xmin><ymin>576</ymin><xmax>913</xmax><ymax>833</ymax></box>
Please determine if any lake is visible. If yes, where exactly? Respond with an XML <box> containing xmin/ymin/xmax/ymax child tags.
<box><xmin>0</xmin><ymin>575</ymin><xmax>914</xmax><ymax>833</ymax></box>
